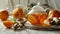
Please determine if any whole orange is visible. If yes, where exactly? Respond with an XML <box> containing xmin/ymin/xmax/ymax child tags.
<box><xmin>13</xmin><ymin>7</ymin><xmax>24</xmax><ymax>19</ymax></box>
<box><xmin>0</xmin><ymin>9</ymin><xmax>9</xmax><ymax>20</ymax></box>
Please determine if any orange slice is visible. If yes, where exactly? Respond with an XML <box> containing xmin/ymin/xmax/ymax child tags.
<box><xmin>28</xmin><ymin>14</ymin><xmax>38</xmax><ymax>25</ymax></box>
<box><xmin>39</xmin><ymin>13</ymin><xmax>47</xmax><ymax>25</ymax></box>
<box><xmin>3</xmin><ymin>21</ymin><xmax>15</xmax><ymax>28</ymax></box>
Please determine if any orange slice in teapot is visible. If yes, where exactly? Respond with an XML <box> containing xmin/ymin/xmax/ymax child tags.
<box><xmin>39</xmin><ymin>13</ymin><xmax>47</xmax><ymax>25</ymax></box>
<box><xmin>28</xmin><ymin>14</ymin><xmax>38</xmax><ymax>25</ymax></box>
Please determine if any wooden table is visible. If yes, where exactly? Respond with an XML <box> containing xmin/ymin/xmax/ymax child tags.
<box><xmin>0</xmin><ymin>21</ymin><xmax>60</xmax><ymax>34</ymax></box>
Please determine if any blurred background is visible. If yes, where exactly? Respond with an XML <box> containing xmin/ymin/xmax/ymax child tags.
<box><xmin>0</xmin><ymin>0</ymin><xmax>60</xmax><ymax>11</ymax></box>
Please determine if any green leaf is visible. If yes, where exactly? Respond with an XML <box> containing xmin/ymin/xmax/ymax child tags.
<box><xmin>13</xmin><ymin>18</ymin><xmax>17</xmax><ymax>23</ymax></box>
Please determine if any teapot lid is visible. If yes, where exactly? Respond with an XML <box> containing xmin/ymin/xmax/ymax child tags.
<box><xmin>28</xmin><ymin>2</ymin><xmax>45</xmax><ymax>14</ymax></box>
<box><xmin>32</xmin><ymin>2</ymin><xmax>45</xmax><ymax>11</ymax></box>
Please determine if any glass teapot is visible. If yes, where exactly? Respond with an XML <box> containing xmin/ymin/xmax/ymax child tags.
<box><xmin>27</xmin><ymin>2</ymin><xmax>51</xmax><ymax>28</ymax></box>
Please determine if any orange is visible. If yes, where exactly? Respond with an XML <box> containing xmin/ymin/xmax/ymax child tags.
<box><xmin>48</xmin><ymin>9</ymin><xmax>60</xmax><ymax>18</ymax></box>
<box><xmin>3</xmin><ymin>21</ymin><xmax>15</xmax><ymax>28</ymax></box>
<box><xmin>38</xmin><ymin>13</ymin><xmax>47</xmax><ymax>25</ymax></box>
<box><xmin>13</xmin><ymin>7</ymin><xmax>24</xmax><ymax>19</ymax></box>
<box><xmin>28</xmin><ymin>14</ymin><xmax>38</xmax><ymax>25</ymax></box>
<box><xmin>0</xmin><ymin>9</ymin><xmax>9</xmax><ymax>20</ymax></box>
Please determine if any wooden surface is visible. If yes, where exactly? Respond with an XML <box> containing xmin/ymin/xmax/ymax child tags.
<box><xmin>0</xmin><ymin>22</ymin><xmax>60</xmax><ymax>34</ymax></box>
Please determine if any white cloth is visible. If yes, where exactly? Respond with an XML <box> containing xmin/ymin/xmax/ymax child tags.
<box><xmin>48</xmin><ymin>0</ymin><xmax>60</xmax><ymax>11</ymax></box>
